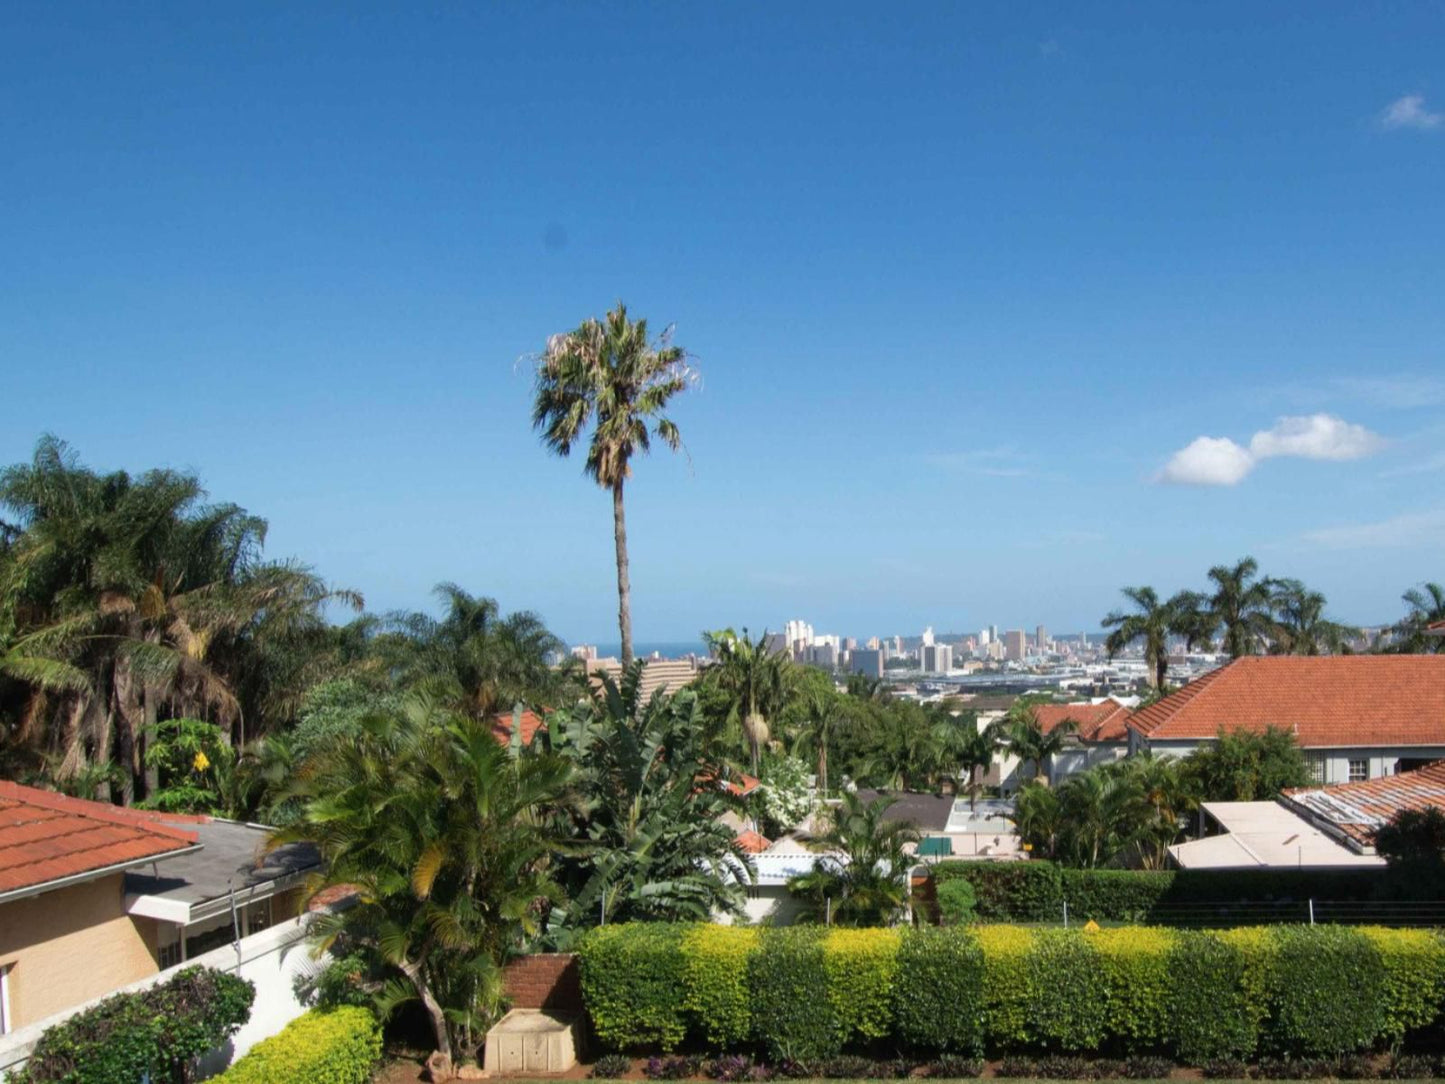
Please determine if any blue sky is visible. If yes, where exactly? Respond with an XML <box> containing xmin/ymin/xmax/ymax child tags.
<box><xmin>3</xmin><ymin>3</ymin><xmax>1443</xmax><ymax>643</ymax></box>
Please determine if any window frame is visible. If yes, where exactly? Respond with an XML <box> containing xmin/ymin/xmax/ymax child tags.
<box><xmin>1347</xmin><ymin>758</ymin><xmax>1369</xmax><ymax>783</ymax></box>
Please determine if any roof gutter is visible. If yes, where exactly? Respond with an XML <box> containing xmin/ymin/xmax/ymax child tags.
<box><xmin>0</xmin><ymin>844</ymin><xmax>204</xmax><ymax>907</ymax></box>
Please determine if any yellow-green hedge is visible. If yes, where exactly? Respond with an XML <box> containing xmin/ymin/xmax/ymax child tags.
<box><xmin>212</xmin><ymin>1007</ymin><xmax>380</xmax><ymax>1084</ymax></box>
<box><xmin>577</xmin><ymin>923</ymin><xmax>1445</xmax><ymax>1061</ymax></box>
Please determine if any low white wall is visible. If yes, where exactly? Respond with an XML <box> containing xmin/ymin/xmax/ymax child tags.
<box><xmin>0</xmin><ymin>913</ymin><xmax>323</xmax><ymax>1080</ymax></box>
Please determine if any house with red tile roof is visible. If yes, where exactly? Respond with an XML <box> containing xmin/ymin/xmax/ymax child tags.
<box><xmin>1127</xmin><ymin>655</ymin><xmax>1445</xmax><ymax>785</ymax></box>
<box><xmin>992</xmin><ymin>698</ymin><xmax>1134</xmax><ymax>790</ymax></box>
<box><xmin>0</xmin><ymin>781</ymin><xmax>318</xmax><ymax>1038</ymax></box>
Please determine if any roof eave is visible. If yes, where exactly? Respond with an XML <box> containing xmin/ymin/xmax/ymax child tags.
<box><xmin>0</xmin><ymin>843</ymin><xmax>204</xmax><ymax>907</ymax></box>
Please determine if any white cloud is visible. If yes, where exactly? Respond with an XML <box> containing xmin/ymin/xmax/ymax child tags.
<box><xmin>1156</xmin><ymin>414</ymin><xmax>1384</xmax><ymax>486</ymax></box>
<box><xmin>1379</xmin><ymin>94</ymin><xmax>1443</xmax><ymax>131</ymax></box>
<box><xmin>1156</xmin><ymin>437</ymin><xmax>1255</xmax><ymax>486</ymax></box>
<box><xmin>1248</xmin><ymin>414</ymin><xmax>1385</xmax><ymax>461</ymax></box>
<box><xmin>1302</xmin><ymin>509</ymin><xmax>1445</xmax><ymax>549</ymax></box>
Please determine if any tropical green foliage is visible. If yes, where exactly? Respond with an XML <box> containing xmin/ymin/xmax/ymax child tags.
<box><xmin>1102</xmin><ymin>586</ymin><xmax>1209</xmax><ymax>688</ymax></box>
<box><xmin>1183</xmin><ymin>726</ymin><xmax>1311</xmax><ymax>801</ymax></box>
<box><xmin>13</xmin><ymin>966</ymin><xmax>254</xmax><ymax>1084</ymax></box>
<box><xmin>1394</xmin><ymin>581</ymin><xmax>1445</xmax><ymax>654</ymax></box>
<box><xmin>532</xmin><ymin>303</ymin><xmax>694</xmax><ymax>668</ymax></box>
<box><xmin>274</xmin><ymin>697</ymin><xmax>573</xmax><ymax>1064</ymax></box>
<box><xmin>700</xmin><ymin>627</ymin><xmax>791</xmax><ymax>775</ymax></box>
<box><xmin>756</xmin><ymin>753</ymin><xmax>815</xmax><ymax>835</ymax></box>
<box><xmin>539</xmin><ymin>668</ymin><xmax>752</xmax><ymax>933</ymax></box>
<box><xmin>210</xmin><ymin>1007</ymin><xmax>381</xmax><ymax>1084</ymax></box>
<box><xmin>788</xmin><ymin>790</ymin><xmax>921</xmax><ymax>926</ymax></box>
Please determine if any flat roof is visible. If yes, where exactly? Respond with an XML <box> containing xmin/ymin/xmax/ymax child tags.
<box><xmin>124</xmin><ymin>818</ymin><xmax>319</xmax><ymax>924</ymax></box>
<box><xmin>1168</xmin><ymin>801</ymin><xmax>1384</xmax><ymax>870</ymax></box>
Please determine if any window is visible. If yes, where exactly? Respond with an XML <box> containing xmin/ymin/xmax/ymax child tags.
<box><xmin>158</xmin><ymin>928</ymin><xmax>183</xmax><ymax>970</ymax></box>
<box><xmin>1348</xmin><ymin>759</ymin><xmax>1369</xmax><ymax>783</ymax></box>
<box><xmin>245</xmin><ymin>899</ymin><xmax>274</xmax><ymax>936</ymax></box>
<box><xmin>1307</xmin><ymin>754</ymin><xmax>1327</xmax><ymax>784</ymax></box>
<box><xmin>1</xmin><ymin>963</ymin><xmax>13</xmax><ymax>1036</ymax></box>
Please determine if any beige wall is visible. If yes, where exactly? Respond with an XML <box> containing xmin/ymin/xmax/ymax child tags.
<box><xmin>0</xmin><ymin>874</ymin><xmax>160</xmax><ymax>1030</ymax></box>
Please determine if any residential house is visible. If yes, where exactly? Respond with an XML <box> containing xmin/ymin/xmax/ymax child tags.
<box><xmin>1127</xmin><ymin>655</ymin><xmax>1445</xmax><ymax>784</ymax></box>
<box><xmin>991</xmin><ymin>698</ymin><xmax>1133</xmax><ymax>791</ymax></box>
<box><xmin>0</xmin><ymin>781</ymin><xmax>317</xmax><ymax>1037</ymax></box>
<box><xmin>1169</xmin><ymin>757</ymin><xmax>1445</xmax><ymax>870</ymax></box>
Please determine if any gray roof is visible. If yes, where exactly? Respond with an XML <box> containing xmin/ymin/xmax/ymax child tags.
<box><xmin>853</xmin><ymin>789</ymin><xmax>954</xmax><ymax>832</ymax></box>
<box><xmin>124</xmin><ymin>818</ymin><xmax>319</xmax><ymax>913</ymax></box>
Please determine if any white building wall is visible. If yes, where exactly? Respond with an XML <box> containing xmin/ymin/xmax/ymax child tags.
<box><xmin>1141</xmin><ymin>739</ymin><xmax>1445</xmax><ymax>784</ymax></box>
<box><xmin>1</xmin><ymin>913</ymin><xmax>323</xmax><ymax>1081</ymax></box>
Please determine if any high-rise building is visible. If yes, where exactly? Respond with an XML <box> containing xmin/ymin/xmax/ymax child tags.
<box><xmin>921</xmin><ymin>643</ymin><xmax>953</xmax><ymax>673</ymax></box>
<box><xmin>850</xmin><ymin>648</ymin><xmax>884</xmax><ymax>679</ymax></box>
<box><xmin>570</xmin><ymin>644</ymin><xmax>598</xmax><ymax>661</ymax></box>
<box><xmin>843</xmin><ymin>637</ymin><xmax>858</xmax><ymax>651</ymax></box>
<box><xmin>783</xmin><ymin>619</ymin><xmax>814</xmax><ymax>652</ymax></box>
<box><xmin>979</xmin><ymin>628</ymin><xmax>991</xmax><ymax>646</ymax></box>
<box><xmin>1036</xmin><ymin>625</ymin><xmax>1048</xmax><ymax>650</ymax></box>
<box><xmin>866</xmin><ymin>636</ymin><xmax>880</xmax><ymax>650</ymax></box>
<box><xmin>810</xmin><ymin>642</ymin><xmax>839</xmax><ymax>669</ymax></box>
<box><xmin>921</xmin><ymin>626</ymin><xmax>934</xmax><ymax>647</ymax></box>
<box><xmin>989</xmin><ymin>625</ymin><xmax>999</xmax><ymax>643</ymax></box>
<box><xmin>1003</xmin><ymin>630</ymin><xmax>1027</xmax><ymax>661</ymax></box>
<box><xmin>891</xmin><ymin>636</ymin><xmax>904</xmax><ymax>655</ymax></box>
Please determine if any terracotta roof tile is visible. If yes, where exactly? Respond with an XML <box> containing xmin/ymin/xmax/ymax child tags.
<box><xmin>0</xmin><ymin>782</ymin><xmax>198</xmax><ymax>897</ymax></box>
<box><xmin>1127</xmin><ymin>656</ymin><xmax>1445</xmax><ymax>748</ymax></box>
<box><xmin>735</xmin><ymin>829</ymin><xmax>771</xmax><ymax>853</ymax></box>
<box><xmin>490</xmin><ymin>709</ymin><xmax>548</xmax><ymax>746</ymax></box>
<box><xmin>1285</xmin><ymin>759</ymin><xmax>1445</xmax><ymax>848</ymax></box>
<box><xmin>1032</xmin><ymin>699</ymin><xmax>1132</xmax><ymax>743</ymax></box>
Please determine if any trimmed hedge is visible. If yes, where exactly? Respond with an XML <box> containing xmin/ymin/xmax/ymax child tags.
<box><xmin>211</xmin><ymin>1007</ymin><xmax>381</xmax><ymax>1084</ymax></box>
<box><xmin>577</xmin><ymin>923</ymin><xmax>1445</xmax><ymax>1062</ymax></box>
<box><xmin>15</xmin><ymin>966</ymin><xmax>254</xmax><ymax>1084</ymax></box>
<box><xmin>932</xmin><ymin>861</ymin><xmax>1388</xmax><ymax>924</ymax></box>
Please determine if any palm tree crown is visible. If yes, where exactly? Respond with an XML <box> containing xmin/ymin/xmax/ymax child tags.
<box><xmin>1207</xmin><ymin>556</ymin><xmax>1275</xmax><ymax>658</ymax></box>
<box><xmin>532</xmin><ymin>305</ymin><xmax>694</xmax><ymax>668</ymax></box>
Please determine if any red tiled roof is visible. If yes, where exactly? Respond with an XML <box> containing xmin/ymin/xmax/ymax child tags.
<box><xmin>0</xmin><ymin>781</ymin><xmax>198</xmax><ymax>897</ymax></box>
<box><xmin>735</xmin><ymin>829</ymin><xmax>771</xmax><ymax>854</ymax></box>
<box><xmin>1127</xmin><ymin>656</ymin><xmax>1445</xmax><ymax>747</ymax></box>
<box><xmin>490</xmin><ymin>709</ymin><xmax>548</xmax><ymax>746</ymax></box>
<box><xmin>1031</xmin><ymin>699</ymin><xmax>1131</xmax><ymax>743</ymax></box>
<box><xmin>1285</xmin><ymin>759</ymin><xmax>1445</xmax><ymax>848</ymax></box>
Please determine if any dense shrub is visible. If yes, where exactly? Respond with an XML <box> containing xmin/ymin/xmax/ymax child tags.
<box><xmin>210</xmin><ymin>1007</ymin><xmax>381</xmax><ymax>1084</ymax></box>
<box><xmin>1024</xmin><ymin>929</ymin><xmax>1107</xmax><ymax>1052</ymax></box>
<box><xmin>1060</xmin><ymin>869</ymin><xmax>1174</xmax><ymax>922</ymax></box>
<box><xmin>1264</xmin><ymin>925</ymin><xmax>1385</xmax><ymax>1056</ymax></box>
<box><xmin>579</xmin><ymin>923</ymin><xmax>691</xmax><ymax>1051</ymax></box>
<box><xmin>934</xmin><ymin>861</ymin><xmax>1062</xmax><ymax>920</ymax></box>
<box><xmin>893</xmin><ymin>926</ymin><xmax>986</xmax><ymax>1054</ymax></box>
<box><xmin>923</xmin><ymin>1054</ymin><xmax>984</xmax><ymax>1077</ymax></box>
<box><xmin>975</xmin><ymin>924</ymin><xmax>1033</xmax><ymax>1049</ymax></box>
<box><xmin>748</xmin><ymin>926</ymin><xmax>838</xmax><ymax>1062</ymax></box>
<box><xmin>15</xmin><ymin>966</ymin><xmax>254</xmax><ymax>1084</ymax></box>
<box><xmin>823</xmin><ymin>928</ymin><xmax>899</xmax><ymax>1046</ymax></box>
<box><xmin>683</xmin><ymin>925</ymin><xmax>760</xmax><ymax>1049</ymax></box>
<box><xmin>1361</xmin><ymin>927</ymin><xmax>1445</xmax><ymax>1043</ymax></box>
<box><xmin>1093</xmin><ymin>927</ymin><xmax>1173</xmax><ymax>1052</ymax></box>
<box><xmin>1167</xmin><ymin>930</ymin><xmax>1257</xmax><ymax>1062</ymax></box>
<box><xmin>935</xmin><ymin>877</ymin><xmax>977</xmax><ymax>925</ymax></box>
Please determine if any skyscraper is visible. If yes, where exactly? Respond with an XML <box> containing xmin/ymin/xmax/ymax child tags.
<box><xmin>1036</xmin><ymin>625</ymin><xmax>1048</xmax><ymax>649</ymax></box>
<box><xmin>850</xmin><ymin>648</ymin><xmax>884</xmax><ymax>679</ymax></box>
<box><xmin>921</xmin><ymin>626</ymin><xmax>934</xmax><ymax>647</ymax></box>
<box><xmin>1004</xmin><ymin>630</ymin><xmax>1026</xmax><ymax>661</ymax></box>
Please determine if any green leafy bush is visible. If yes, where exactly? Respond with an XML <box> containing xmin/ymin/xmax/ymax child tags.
<box><xmin>894</xmin><ymin>927</ymin><xmax>985</xmax><ymax>1053</ymax></box>
<box><xmin>748</xmin><ymin>926</ymin><xmax>837</xmax><ymax>1062</ymax></box>
<box><xmin>579</xmin><ymin>924</ymin><xmax>691</xmax><ymax>1051</ymax></box>
<box><xmin>933</xmin><ymin>861</ymin><xmax>1062</xmax><ymax>920</ymax></box>
<box><xmin>15</xmin><ymin>966</ymin><xmax>254</xmax><ymax>1084</ymax></box>
<box><xmin>1263</xmin><ymin>925</ymin><xmax>1385</xmax><ymax>1056</ymax></box>
<box><xmin>211</xmin><ymin>1007</ymin><xmax>381</xmax><ymax>1084</ymax></box>
<box><xmin>823</xmin><ymin>928</ymin><xmax>899</xmax><ymax>1045</ymax></box>
<box><xmin>975</xmin><ymin>925</ymin><xmax>1033</xmax><ymax>1049</ymax></box>
<box><xmin>1091</xmin><ymin>928</ymin><xmax>1174</xmax><ymax>1052</ymax></box>
<box><xmin>1060</xmin><ymin>869</ymin><xmax>1174</xmax><ymax>922</ymax></box>
<box><xmin>935</xmin><ymin>878</ymin><xmax>977</xmax><ymax>925</ymax></box>
<box><xmin>1361</xmin><ymin>927</ymin><xmax>1445</xmax><ymax>1043</ymax></box>
<box><xmin>682</xmin><ymin>925</ymin><xmax>760</xmax><ymax>1048</ymax></box>
<box><xmin>1024</xmin><ymin>929</ymin><xmax>1106</xmax><ymax>1051</ymax></box>
<box><xmin>1167</xmin><ymin>930</ymin><xmax>1256</xmax><ymax>1061</ymax></box>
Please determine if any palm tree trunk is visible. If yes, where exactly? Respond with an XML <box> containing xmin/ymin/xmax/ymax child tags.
<box><xmin>402</xmin><ymin>962</ymin><xmax>453</xmax><ymax>1066</ymax></box>
<box><xmin>612</xmin><ymin>479</ymin><xmax>633</xmax><ymax>668</ymax></box>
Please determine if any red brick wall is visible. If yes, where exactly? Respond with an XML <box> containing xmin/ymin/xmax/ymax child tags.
<box><xmin>504</xmin><ymin>953</ymin><xmax>581</xmax><ymax>1010</ymax></box>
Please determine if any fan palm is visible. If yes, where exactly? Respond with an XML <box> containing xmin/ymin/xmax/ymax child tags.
<box><xmin>274</xmin><ymin>696</ymin><xmax>573</xmax><ymax>1065</ymax></box>
<box><xmin>790</xmin><ymin>790</ymin><xmax>922</xmax><ymax>926</ymax></box>
<box><xmin>1207</xmin><ymin>556</ymin><xmax>1275</xmax><ymax>658</ymax></box>
<box><xmin>532</xmin><ymin>305</ymin><xmax>694</xmax><ymax>668</ymax></box>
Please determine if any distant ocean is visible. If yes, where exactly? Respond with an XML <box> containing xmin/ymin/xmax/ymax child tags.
<box><xmin>585</xmin><ymin>640</ymin><xmax>708</xmax><ymax>659</ymax></box>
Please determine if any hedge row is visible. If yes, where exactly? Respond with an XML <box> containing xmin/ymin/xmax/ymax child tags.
<box><xmin>14</xmin><ymin>966</ymin><xmax>254</xmax><ymax>1084</ymax></box>
<box><xmin>211</xmin><ymin>1007</ymin><xmax>382</xmax><ymax>1084</ymax></box>
<box><xmin>930</xmin><ymin>861</ymin><xmax>1385</xmax><ymax>923</ymax></box>
<box><xmin>576</xmin><ymin>923</ymin><xmax>1445</xmax><ymax>1062</ymax></box>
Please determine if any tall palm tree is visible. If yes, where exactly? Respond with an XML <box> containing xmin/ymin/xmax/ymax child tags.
<box><xmin>1207</xmin><ymin>556</ymin><xmax>1275</xmax><ymax>659</ymax></box>
<box><xmin>1102</xmin><ymin>585</ymin><xmax>1206</xmax><ymax>689</ymax></box>
<box><xmin>1002</xmin><ymin>700</ymin><xmax>1076</xmax><ymax>786</ymax></box>
<box><xmin>532</xmin><ymin>305</ymin><xmax>695</xmax><ymax>668</ymax></box>
<box><xmin>789</xmin><ymin>790</ymin><xmax>922</xmax><ymax>926</ymax></box>
<box><xmin>1395</xmin><ymin>582</ymin><xmax>1445</xmax><ymax>654</ymax></box>
<box><xmin>702</xmin><ymin>627</ymin><xmax>791</xmax><ymax>776</ymax></box>
<box><xmin>1269</xmin><ymin>578</ymin><xmax>1359</xmax><ymax>655</ymax></box>
<box><xmin>930</xmin><ymin>708</ymin><xmax>1000</xmax><ymax>808</ymax></box>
